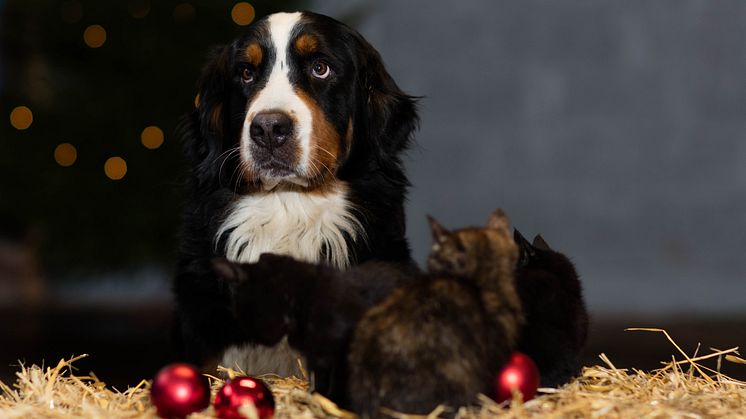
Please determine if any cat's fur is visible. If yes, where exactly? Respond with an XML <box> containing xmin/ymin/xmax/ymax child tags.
<box><xmin>212</xmin><ymin>253</ymin><xmax>416</xmax><ymax>406</ymax></box>
<box><xmin>348</xmin><ymin>210</ymin><xmax>523</xmax><ymax>418</ymax></box>
<box><xmin>513</xmin><ymin>230</ymin><xmax>589</xmax><ymax>388</ymax></box>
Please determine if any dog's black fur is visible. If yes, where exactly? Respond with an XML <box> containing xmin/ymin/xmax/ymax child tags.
<box><xmin>212</xmin><ymin>254</ymin><xmax>416</xmax><ymax>407</ymax></box>
<box><xmin>514</xmin><ymin>230</ymin><xmax>589</xmax><ymax>388</ymax></box>
<box><xmin>173</xmin><ymin>12</ymin><xmax>418</xmax><ymax>366</ymax></box>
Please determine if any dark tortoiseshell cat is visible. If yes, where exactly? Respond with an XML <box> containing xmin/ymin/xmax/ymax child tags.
<box><xmin>348</xmin><ymin>210</ymin><xmax>524</xmax><ymax>418</ymax></box>
<box><xmin>513</xmin><ymin>230</ymin><xmax>589</xmax><ymax>388</ymax></box>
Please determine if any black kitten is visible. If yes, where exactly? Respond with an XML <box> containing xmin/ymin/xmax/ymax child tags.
<box><xmin>513</xmin><ymin>230</ymin><xmax>589</xmax><ymax>388</ymax></box>
<box><xmin>348</xmin><ymin>210</ymin><xmax>523</xmax><ymax>418</ymax></box>
<box><xmin>213</xmin><ymin>254</ymin><xmax>416</xmax><ymax>406</ymax></box>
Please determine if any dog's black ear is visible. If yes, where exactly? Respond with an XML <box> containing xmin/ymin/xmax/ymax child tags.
<box><xmin>355</xmin><ymin>37</ymin><xmax>418</xmax><ymax>155</ymax></box>
<box><xmin>189</xmin><ymin>44</ymin><xmax>233</xmax><ymax>163</ymax></box>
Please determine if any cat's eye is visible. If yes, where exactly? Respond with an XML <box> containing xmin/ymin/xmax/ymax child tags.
<box><xmin>311</xmin><ymin>60</ymin><xmax>331</xmax><ymax>79</ymax></box>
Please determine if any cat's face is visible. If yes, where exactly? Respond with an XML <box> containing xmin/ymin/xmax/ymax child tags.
<box><xmin>426</xmin><ymin>209</ymin><xmax>518</xmax><ymax>277</ymax></box>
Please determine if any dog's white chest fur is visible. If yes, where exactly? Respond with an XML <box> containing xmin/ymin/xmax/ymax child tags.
<box><xmin>216</xmin><ymin>183</ymin><xmax>363</xmax><ymax>376</ymax></box>
<box><xmin>217</xmin><ymin>184</ymin><xmax>362</xmax><ymax>269</ymax></box>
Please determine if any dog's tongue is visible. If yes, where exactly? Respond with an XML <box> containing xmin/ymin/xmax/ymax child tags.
<box><xmin>261</xmin><ymin>177</ymin><xmax>309</xmax><ymax>191</ymax></box>
<box><xmin>286</xmin><ymin>177</ymin><xmax>309</xmax><ymax>188</ymax></box>
<box><xmin>262</xmin><ymin>178</ymin><xmax>281</xmax><ymax>191</ymax></box>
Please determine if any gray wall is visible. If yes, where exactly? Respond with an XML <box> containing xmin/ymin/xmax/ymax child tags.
<box><xmin>311</xmin><ymin>0</ymin><xmax>746</xmax><ymax>315</ymax></box>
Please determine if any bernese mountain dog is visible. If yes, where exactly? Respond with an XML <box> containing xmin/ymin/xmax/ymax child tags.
<box><xmin>174</xmin><ymin>11</ymin><xmax>418</xmax><ymax>376</ymax></box>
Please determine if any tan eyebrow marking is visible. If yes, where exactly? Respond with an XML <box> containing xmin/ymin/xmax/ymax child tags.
<box><xmin>295</xmin><ymin>33</ymin><xmax>319</xmax><ymax>55</ymax></box>
<box><xmin>244</xmin><ymin>42</ymin><xmax>263</xmax><ymax>66</ymax></box>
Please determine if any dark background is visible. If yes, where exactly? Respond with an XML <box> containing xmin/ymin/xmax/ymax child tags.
<box><xmin>1</xmin><ymin>0</ymin><xmax>744</xmax><ymax>388</ymax></box>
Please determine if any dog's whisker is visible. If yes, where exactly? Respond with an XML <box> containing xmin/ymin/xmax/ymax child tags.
<box><xmin>218</xmin><ymin>147</ymin><xmax>241</xmax><ymax>183</ymax></box>
<box><xmin>308</xmin><ymin>157</ymin><xmax>328</xmax><ymax>180</ymax></box>
<box><xmin>229</xmin><ymin>162</ymin><xmax>243</xmax><ymax>193</ymax></box>
<box><xmin>234</xmin><ymin>160</ymin><xmax>254</xmax><ymax>194</ymax></box>
<box><xmin>216</xmin><ymin>145</ymin><xmax>240</xmax><ymax>162</ymax></box>
<box><xmin>307</xmin><ymin>158</ymin><xmax>323</xmax><ymax>181</ymax></box>
<box><xmin>315</xmin><ymin>144</ymin><xmax>336</xmax><ymax>160</ymax></box>
<box><xmin>313</xmin><ymin>156</ymin><xmax>335</xmax><ymax>178</ymax></box>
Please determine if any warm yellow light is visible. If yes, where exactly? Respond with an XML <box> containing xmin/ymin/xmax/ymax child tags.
<box><xmin>54</xmin><ymin>143</ymin><xmax>77</xmax><ymax>167</ymax></box>
<box><xmin>104</xmin><ymin>157</ymin><xmax>127</xmax><ymax>180</ymax></box>
<box><xmin>141</xmin><ymin>126</ymin><xmax>164</xmax><ymax>150</ymax></box>
<box><xmin>194</xmin><ymin>94</ymin><xmax>200</xmax><ymax>108</ymax></box>
<box><xmin>84</xmin><ymin>24</ymin><xmax>107</xmax><ymax>48</ymax></box>
<box><xmin>10</xmin><ymin>106</ymin><xmax>33</xmax><ymax>130</ymax></box>
<box><xmin>128</xmin><ymin>0</ymin><xmax>151</xmax><ymax>19</ymax></box>
<box><xmin>173</xmin><ymin>3</ymin><xmax>196</xmax><ymax>24</ymax></box>
<box><xmin>231</xmin><ymin>2</ymin><xmax>255</xmax><ymax>26</ymax></box>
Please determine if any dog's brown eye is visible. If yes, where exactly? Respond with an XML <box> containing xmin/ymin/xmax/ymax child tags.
<box><xmin>241</xmin><ymin>67</ymin><xmax>255</xmax><ymax>83</ymax></box>
<box><xmin>311</xmin><ymin>60</ymin><xmax>331</xmax><ymax>79</ymax></box>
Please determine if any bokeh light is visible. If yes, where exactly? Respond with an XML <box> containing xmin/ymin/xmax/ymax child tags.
<box><xmin>54</xmin><ymin>143</ymin><xmax>78</xmax><ymax>167</ymax></box>
<box><xmin>60</xmin><ymin>0</ymin><xmax>83</xmax><ymax>24</ymax></box>
<box><xmin>231</xmin><ymin>2</ymin><xmax>255</xmax><ymax>26</ymax></box>
<box><xmin>141</xmin><ymin>126</ymin><xmax>164</xmax><ymax>149</ymax></box>
<box><xmin>194</xmin><ymin>94</ymin><xmax>200</xmax><ymax>108</ymax></box>
<box><xmin>10</xmin><ymin>106</ymin><xmax>33</xmax><ymax>130</ymax></box>
<box><xmin>128</xmin><ymin>0</ymin><xmax>151</xmax><ymax>19</ymax></box>
<box><xmin>104</xmin><ymin>157</ymin><xmax>127</xmax><ymax>180</ymax></box>
<box><xmin>173</xmin><ymin>3</ymin><xmax>196</xmax><ymax>24</ymax></box>
<box><xmin>83</xmin><ymin>24</ymin><xmax>107</xmax><ymax>48</ymax></box>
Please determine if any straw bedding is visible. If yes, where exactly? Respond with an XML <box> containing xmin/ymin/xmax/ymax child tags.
<box><xmin>1</xmin><ymin>328</ymin><xmax>744</xmax><ymax>418</ymax></box>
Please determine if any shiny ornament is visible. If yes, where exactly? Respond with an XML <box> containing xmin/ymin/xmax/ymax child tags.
<box><xmin>214</xmin><ymin>376</ymin><xmax>275</xmax><ymax>419</ymax></box>
<box><xmin>495</xmin><ymin>352</ymin><xmax>540</xmax><ymax>403</ymax></box>
<box><xmin>150</xmin><ymin>363</ymin><xmax>210</xmax><ymax>418</ymax></box>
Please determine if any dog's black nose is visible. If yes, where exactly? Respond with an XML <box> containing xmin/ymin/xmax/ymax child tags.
<box><xmin>249</xmin><ymin>111</ymin><xmax>293</xmax><ymax>149</ymax></box>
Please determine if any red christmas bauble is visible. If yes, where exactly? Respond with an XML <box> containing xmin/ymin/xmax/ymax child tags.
<box><xmin>150</xmin><ymin>363</ymin><xmax>210</xmax><ymax>418</ymax></box>
<box><xmin>495</xmin><ymin>352</ymin><xmax>540</xmax><ymax>403</ymax></box>
<box><xmin>214</xmin><ymin>376</ymin><xmax>275</xmax><ymax>419</ymax></box>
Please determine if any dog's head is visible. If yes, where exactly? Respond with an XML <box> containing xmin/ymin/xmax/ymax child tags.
<box><xmin>191</xmin><ymin>11</ymin><xmax>417</xmax><ymax>192</ymax></box>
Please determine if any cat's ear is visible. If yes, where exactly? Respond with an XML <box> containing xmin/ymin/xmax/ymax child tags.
<box><xmin>427</xmin><ymin>215</ymin><xmax>451</xmax><ymax>243</ymax></box>
<box><xmin>514</xmin><ymin>229</ymin><xmax>530</xmax><ymax>246</ymax></box>
<box><xmin>533</xmin><ymin>234</ymin><xmax>551</xmax><ymax>250</ymax></box>
<box><xmin>212</xmin><ymin>257</ymin><xmax>248</xmax><ymax>283</ymax></box>
<box><xmin>487</xmin><ymin>208</ymin><xmax>510</xmax><ymax>231</ymax></box>
<box><xmin>514</xmin><ymin>229</ymin><xmax>533</xmax><ymax>267</ymax></box>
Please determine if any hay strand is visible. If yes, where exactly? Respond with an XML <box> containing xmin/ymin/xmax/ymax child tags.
<box><xmin>626</xmin><ymin>327</ymin><xmax>714</xmax><ymax>382</ymax></box>
<box><xmin>1</xmin><ymin>328</ymin><xmax>745</xmax><ymax>418</ymax></box>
